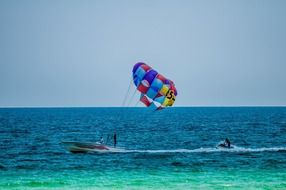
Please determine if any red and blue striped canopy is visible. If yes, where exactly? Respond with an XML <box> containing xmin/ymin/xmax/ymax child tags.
<box><xmin>132</xmin><ymin>62</ymin><xmax>177</xmax><ymax>109</ymax></box>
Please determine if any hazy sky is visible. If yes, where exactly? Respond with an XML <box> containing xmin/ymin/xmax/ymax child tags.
<box><xmin>0</xmin><ymin>0</ymin><xmax>285</xmax><ymax>107</ymax></box>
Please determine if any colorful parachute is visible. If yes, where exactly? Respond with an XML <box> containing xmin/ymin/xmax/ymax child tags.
<box><xmin>132</xmin><ymin>62</ymin><xmax>177</xmax><ymax>109</ymax></box>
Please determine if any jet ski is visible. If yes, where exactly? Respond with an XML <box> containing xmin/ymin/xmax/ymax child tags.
<box><xmin>216</xmin><ymin>140</ymin><xmax>234</xmax><ymax>149</ymax></box>
<box><xmin>62</xmin><ymin>141</ymin><xmax>123</xmax><ymax>153</ymax></box>
<box><xmin>217</xmin><ymin>143</ymin><xmax>234</xmax><ymax>149</ymax></box>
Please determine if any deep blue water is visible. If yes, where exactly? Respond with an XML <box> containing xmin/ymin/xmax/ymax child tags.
<box><xmin>0</xmin><ymin>107</ymin><xmax>286</xmax><ymax>189</ymax></box>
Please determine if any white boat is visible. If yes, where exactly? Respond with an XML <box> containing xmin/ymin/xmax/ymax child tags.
<box><xmin>62</xmin><ymin>141</ymin><xmax>123</xmax><ymax>153</ymax></box>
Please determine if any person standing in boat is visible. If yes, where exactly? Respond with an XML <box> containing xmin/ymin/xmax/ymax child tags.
<box><xmin>99</xmin><ymin>136</ymin><xmax>104</xmax><ymax>144</ymax></box>
<box><xmin>113</xmin><ymin>131</ymin><xmax>117</xmax><ymax>147</ymax></box>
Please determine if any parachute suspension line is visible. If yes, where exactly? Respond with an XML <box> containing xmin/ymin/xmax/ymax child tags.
<box><xmin>127</xmin><ymin>88</ymin><xmax>138</xmax><ymax>107</ymax></box>
<box><xmin>121</xmin><ymin>77</ymin><xmax>133</xmax><ymax>107</ymax></box>
<box><xmin>134</xmin><ymin>99</ymin><xmax>140</xmax><ymax>107</ymax></box>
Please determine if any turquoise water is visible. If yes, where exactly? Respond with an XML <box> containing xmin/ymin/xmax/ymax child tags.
<box><xmin>0</xmin><ymin>107</ymin><xmax>286</xmax><ymax>189</ymax></box>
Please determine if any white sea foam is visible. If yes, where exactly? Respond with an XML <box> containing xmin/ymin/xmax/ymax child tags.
<box><xmin>115</xmin><ymin>146</ymin><xmax>286</xmax><ymax>153</ymax></box>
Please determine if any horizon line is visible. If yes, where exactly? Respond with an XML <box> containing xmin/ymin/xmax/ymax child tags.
<box><xmin>0</xmin><ymin>105</ymin><xmax>286</xmax><ymax>109</ymax></box>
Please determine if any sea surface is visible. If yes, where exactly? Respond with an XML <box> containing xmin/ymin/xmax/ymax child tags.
<box><xmin>0</xmin><ymin>107</ymin><xmax>286</xmax><ymax>189</ymax></box>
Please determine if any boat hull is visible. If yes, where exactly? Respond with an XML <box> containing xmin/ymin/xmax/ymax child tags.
<box><xmin>62</xmin><ymin>141</ymin><xmax>122</xmax><ymax>153</ymax></box>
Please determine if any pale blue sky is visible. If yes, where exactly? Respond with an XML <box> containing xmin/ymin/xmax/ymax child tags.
<box><xmin>0</xmin><ymin>0</ymin><xmax>285</xmax><ymax>107</ymax></box>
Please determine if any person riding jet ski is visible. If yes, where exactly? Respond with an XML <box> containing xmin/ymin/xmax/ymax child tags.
<box><xmin>217</xmin><ymin>138</ymin><xmax>232</xmax><ymax>148</ymax></box>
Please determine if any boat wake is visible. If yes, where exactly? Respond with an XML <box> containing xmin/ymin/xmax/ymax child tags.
<box><xmin>119</xmin><ymin>146</ymin><xmax>286</xmax><ymax>154</ymax></box>
<box><xmin>62</xmin><ymin>141</ymin><xmax>286</xmax><ymax>154</ymax></box>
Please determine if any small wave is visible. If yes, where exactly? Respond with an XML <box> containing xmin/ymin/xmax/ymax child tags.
<box><xmin>120</xmin><ymin>146</ymin><xmax>286</xmax><ymax>153</ymax></box>
<box><xmin>0</xmin><ymin>163</ymin><xmax>7</xmax><ymax>170</ymax></box>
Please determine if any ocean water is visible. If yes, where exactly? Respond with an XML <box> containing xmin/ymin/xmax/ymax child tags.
<box><xmin>0</xmin><ymin>107</ymin><xmax>286</xmax><ymax>189</ymax></box>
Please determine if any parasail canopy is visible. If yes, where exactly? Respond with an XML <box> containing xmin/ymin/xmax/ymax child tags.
<box><xmin>132</xmin><ymin>62</ymin><xmax>177</xmax><ymax>110</ymax></box>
